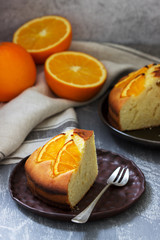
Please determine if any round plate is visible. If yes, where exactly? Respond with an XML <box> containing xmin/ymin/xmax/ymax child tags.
<box><xmin>99</xmin><ymin>93</ymin><xmax>160</xmax><ymax>147</ymax></box>
<box><xmin>9</xmin><ymin>149</ymin><xmax>145</xmax><ymax>221</ymax></box>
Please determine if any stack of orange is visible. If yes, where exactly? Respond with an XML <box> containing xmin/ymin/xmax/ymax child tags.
<box><xmin>0</xmin><ymin>16</ymin><xmax>107</xmax><ymax>102</ymax></box>
<box><xmin>12</xmin><ymin>15</ymin><xmax>107</xmax><ymax>101</ymax></box>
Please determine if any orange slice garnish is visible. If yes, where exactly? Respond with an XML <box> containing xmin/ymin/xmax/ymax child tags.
<box><xmin>0</xmin><ymin>42</ymin><xmax>36</xmax><ymax>102</ymax></box>
<box><xmin>121</xmin><ymin>74</ymin><xmax>145</xmax><ymax>97</ymax></box>
<box><xmin>37</xmin><ymin>134</ymin><xmax>66</xmax><ymax>163</ymax></box>
<box><xmin>54</xmin><ymin>140</ymin><xmax>81</xmax><ymax>176</ymax></box>
<box><xmin>115</xmin><ymin>65</ymin><xmax>148</xmax><ymax>89</ymax></box>
<box><xmin>115</xmin><ymin>64</ymin><xmax>155</xmax><ymax>97</ymax></box>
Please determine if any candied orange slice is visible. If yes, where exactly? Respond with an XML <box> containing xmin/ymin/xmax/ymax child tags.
<box><xmin>121</xmin><ymin>74</ymin><xmax>145</xmax><ymax>97</ymax></box>
<box><xmin>115</xmin><ymin>66</ymin><xmax>148</xmax><ymax>89</ymax></box>
<box><xmin>115</xmin><ymin>64</ymin><xmax>155</xmax><ymax>98</ymax></box>
<box><xmin>37</xmin><ymin>134</ymin><xmax>66</xmax><ymax>163</ymax></box>
<box><xmin>54</xmin><ymin>140</ymin><xmax>81</xmax><ymax>175</ymax></box>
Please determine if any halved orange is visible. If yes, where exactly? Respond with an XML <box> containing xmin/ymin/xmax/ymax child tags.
<box><xmin>54</xmin><ymin>140</ymin><xmax>81</xmax><ymax>176</ymax></box>
<box><xmin>13</xmin><ymin>16</ymin><xmax>72</xmax><ymax>64</ymax></box>
<box><xmin>37</xmin><ymin>134</ymin><xmax>66</xmax><ymax>163</ymax></box>
<box><xmin>45</xmin><ymin>51</ymin><xmax>107</xmax><ymax>101</ymax></box>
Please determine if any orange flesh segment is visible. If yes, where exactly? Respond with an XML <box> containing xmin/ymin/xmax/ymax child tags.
<box><xmin>48</xmin><ymin>53</ymin><xmax>103</xmax><ymax>85</ymax></box>
<box><xmin>37</xmin><ymin>134</ymin><xmax>66</xmax><ymax>163</ymax></box>
<box><xmin>15</xmin><ymin>18</ymin><xmax>68</xmax><ymax>50</ymax></box>
<box><xmin>54</xmin><ymin>140</ymin><xmax>81</xmax><ymax>175</ymax></box>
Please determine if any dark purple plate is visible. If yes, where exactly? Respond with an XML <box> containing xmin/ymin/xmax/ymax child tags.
<box><xmin>9</xmin><ymin>149</ymin><xmax>145</xmax><ymax>221</ymax></box>
<box><xmin>99</xmin><ymin>93</ymin><xmax>160</xmax><ymax>147</ymax></box>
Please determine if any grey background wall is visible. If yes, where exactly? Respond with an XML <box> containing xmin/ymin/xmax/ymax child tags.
<box><xmin>0</xmin><ymin>0</ymin><xmax>160</xmax><ymax>56</ymax></box>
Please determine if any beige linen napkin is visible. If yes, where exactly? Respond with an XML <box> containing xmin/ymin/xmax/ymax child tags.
<box><xmin>0</xmin><ymin>41</ymin><xmax>159</xmax><ymax>164</ymax></box>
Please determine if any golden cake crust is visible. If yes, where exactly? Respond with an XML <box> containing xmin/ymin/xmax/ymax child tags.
<box><xmin>108</xmin><ymin>86</ymin><xmax>129</xmax><ymax>130</ymax></box>
<box><xmin>25</xmin><ymin>147</ymin><xmax>73</xmax><ymax>206</ymax></box>
<box><xmin>73</xmin><ymin>128</ymin><xmax>93</xmax><ymax>140</ymax></box>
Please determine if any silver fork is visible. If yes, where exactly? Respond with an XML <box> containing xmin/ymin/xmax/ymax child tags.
<box><xmin>71</xmin><ymin>167</ymin><xmax>129</xmax><ymax>224</ymax></box>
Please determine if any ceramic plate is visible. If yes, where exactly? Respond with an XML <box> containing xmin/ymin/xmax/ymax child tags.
<box><xmin>9</xmin><ymin>149</ymin><xmax>145</xmax><ymax>221</ymax></box>
<box><xmin>99</xmin><ymin>93</ymin><xmax>160</xmax><ymax>147</ymax></box>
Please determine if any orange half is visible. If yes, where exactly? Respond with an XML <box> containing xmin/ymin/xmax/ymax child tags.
<box><xmin>13</xmin><ymin>16</ymin><xmax>72</xmax><ymax>64</ymax></box>
<box><xmin>45</xmin><ymin>51</ymin><xmax>107</xmax><ymax>101</ymax></box>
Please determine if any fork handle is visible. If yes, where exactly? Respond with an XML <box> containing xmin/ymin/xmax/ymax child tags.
<box><xmin>71</xmin><ymin>183</ymin><xmax>111</xmax><ymax>224</ymax></box>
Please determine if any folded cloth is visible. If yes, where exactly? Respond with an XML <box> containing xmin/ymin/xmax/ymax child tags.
<box><xmin>0</xmin><ymin>41</ymin><xmax>159</xmax><ymax>165</ymax></box>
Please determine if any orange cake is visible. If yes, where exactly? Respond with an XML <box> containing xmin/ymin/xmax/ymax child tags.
<box><xmin>25</xmin><ymin>129</ymin><xmax>98</xmax><ymax>208</ymax></box>
<box><xmin>108</xmin><ymin>63</ymin><xmax>160</xmax><ymax>131</ymax></box>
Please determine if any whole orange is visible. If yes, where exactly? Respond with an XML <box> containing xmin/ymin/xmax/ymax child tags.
<box><xmin>0</xmin><ymin>42</ymin><xmax>36</xmax><ymax>102</ymax></box>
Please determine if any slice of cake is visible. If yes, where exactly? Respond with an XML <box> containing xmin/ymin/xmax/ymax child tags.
<box><xmin>25</xmin><ymin>129</ymin><xmax>98</xmax><ymax>208</ymax></box>
<box><xmin>108</xmin><ymin>63</ymin><xmax>160</xmax><ymax>131</ymax></box>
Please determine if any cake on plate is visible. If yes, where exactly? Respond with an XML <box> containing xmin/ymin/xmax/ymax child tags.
<box><xmin>25</xmin><ymin>128</ymin><xmax>98</xmax><ymax>208</ymax></box>
<box><xmin>108</xmin><ymin>63</ymin><xmax>160</xmax><ymax>131</ymax></box>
